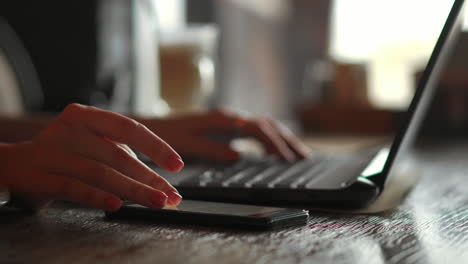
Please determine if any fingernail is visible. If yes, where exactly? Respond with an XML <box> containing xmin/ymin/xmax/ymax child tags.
<box><xmin>105</xmin><ymin>197</ymin><xmax>122</xmax><ymax>211</ymax></box>
<box><xmin>166</xmin><ymin>190</ymin><xmax>182</xmax><ymax>206</ymax></box>
<box><xmin>151</xmin><ymin>192</ymin><xmax>168</xmax><ymax>208</ymax></box>
<box><xmin>167</xmin><ymin>155</ymin><xmax>184</xmax><ymax>172</ymax></box>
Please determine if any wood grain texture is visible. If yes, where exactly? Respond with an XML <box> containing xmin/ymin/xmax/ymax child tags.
<box><xmin>1</xmin><ymin>144</ymin><xmax>467</xmax><ymax>264</ymax></box>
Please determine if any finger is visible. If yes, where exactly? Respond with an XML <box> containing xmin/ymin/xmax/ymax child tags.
<box><xmin>58</xmin><ymin>128</ymin><xmax>181</xmax><ymax>205</ymax></box>
<box><xmin>116</xmin><ymin>143</ymin><xmax>138</xmax><ymax>159</ymax></box>
<box><xmin>114</xmin><ymin>142</ymin><xmax>182</xmax><ymax>202</ymax></box>
<box><xmin>197</xmin><ymin>110</ymin><xmax>296</xmax><ymax>161</ymax></box>
<box><xmin>42</xmin><ymin>150</ymin><xmax>169</xmax><ymax>208</ymax></box>
<box><xmin>39</xmin><ymin>173</ymin><xmax>122</xmax><ymax>211</ymax></box>
<box><xmin>176</xmin><ymin>136</ymin><xmax>240</xmax><ymax>162</ymax></box>
<box><xmin>242</xmin><ymin>119</ymin><xmax>296</xmax><ymax>162</ymax></box>
<box><xmin>266</xmin><ymin>119</ymin><xmax>310</xmax><ymax>159</ymax></box>
<box><xmin>58</xmin><ymin>104</ymin><xmax>184</xmax><ymax>172</ymax></box>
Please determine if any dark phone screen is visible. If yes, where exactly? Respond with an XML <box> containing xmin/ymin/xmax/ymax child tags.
<box><xmin>125</xmin><ymin>200</ymin><xmax>300</xmax><ymax>218</ymax></box>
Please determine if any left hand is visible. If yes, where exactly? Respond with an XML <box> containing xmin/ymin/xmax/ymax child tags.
<box><xmin>140</xmin><ymin>110</ymin><xmax>310</xmax><ymax>163</ymax></box>
<box><xmin>0</xmin><ymin>104</ymin><xmax>184</xmax><ymax>211</ymax></box>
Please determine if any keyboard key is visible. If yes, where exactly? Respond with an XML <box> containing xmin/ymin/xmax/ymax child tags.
<box><xmin>248</xmin><ymin>163</ymin><xmax>291</xmax><ymax>188</ymax></box>
<box><xmin>272</xmin><ymin>156</ymin><xmax>327</xmax><ymax>188</ymax></box>
<box><xmin>180</xmin><ymin>157</ymin><xmax>265</xmax><ymax>187</ymax></box>
<box><xmin>205</xmin><ymin>159</ymin><xmax>261</xmax><ymax>186</ymax></box>
<box><xmin>178</xmin><ymin>151</ymin><xmax>376</xmax><ymax>190</ymax></box>
<box><xmin>290</xmin><ymin>164</ymin><xmax>328</xmax><ymax>188</ymax></box>
<box><xmin>222</xmin><ymin>161</ymin><xmax>272</xmax><ymax>187</ymax></box>
<box><xmin>178</xmin><ymin>169</ymin><xmax>213</xmax><ymax>187</ymax></box>
<box><xmin>265</xmin><ymin>158</ymin><xmax>319</xmax><ymax>188</ymax></box>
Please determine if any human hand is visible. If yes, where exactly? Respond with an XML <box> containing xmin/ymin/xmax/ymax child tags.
<box><xmin>141</xmin><ymin>110</ymin><xmax>310</xmax><ymax>163</ymax></box>
<box><xmin>0</xmin><ymin>104</ymin><xmax>183</xmax><ymax>211</ymax></box>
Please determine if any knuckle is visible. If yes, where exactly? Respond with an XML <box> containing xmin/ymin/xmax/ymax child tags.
<box><xmin>57</xmin><ymin>104</ymin><xmax>87</xmax><ymax>125</ymax></box>
<box><xmin>119</xmin><ymin>118</ymin><xmax>142</xmax><ymax>132</ymax></box>
<box><xmin>63</xmin><ymin>103</ymin><xmax>86</xmax><ymax>116</ymax></box>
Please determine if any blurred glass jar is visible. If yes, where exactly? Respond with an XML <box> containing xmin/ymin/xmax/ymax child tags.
<box><xmin>158</xmin><ymin>25</ymin><xmax>218</xmax><ymax>113</ymax></box>
<box><xmin>97</xmin><ymin>0</ymin><xmax>170</xmax><ymax>116</ymax></box>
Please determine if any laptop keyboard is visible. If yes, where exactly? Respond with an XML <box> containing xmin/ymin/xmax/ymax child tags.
<box><xmin>178</xmin><ymin>152</ymin><xmax>375</xmax><ymax>190</ymax></box>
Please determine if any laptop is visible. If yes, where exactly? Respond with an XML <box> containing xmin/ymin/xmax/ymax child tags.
<box><xmin>150</xmin><ymin>0</ymin><xmax>465</xmax><ymax>209</ymax></box>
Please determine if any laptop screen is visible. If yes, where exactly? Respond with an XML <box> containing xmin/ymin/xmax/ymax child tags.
<box><xmin>351</xmin><ymin>0</ymin><xmax>465</xmax><ymax>188</ymax></box>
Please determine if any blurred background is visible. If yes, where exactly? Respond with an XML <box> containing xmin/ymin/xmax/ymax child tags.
<box><xmin>0</xmin><ymin>0</ymin><xmax>467</xmax><ymax>139</ymax></box>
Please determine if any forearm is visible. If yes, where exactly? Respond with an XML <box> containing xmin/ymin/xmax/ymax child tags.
<box><xmin>0</xmin><ymin>113</ymin><xmax>168</xmax><ymax>143</ymax></box>
<box><xmin>0</xmin><ymin>114</ymin><xmax>55</xmax><ymax>142</ymax></box>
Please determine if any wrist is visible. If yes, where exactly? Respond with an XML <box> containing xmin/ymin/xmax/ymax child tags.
<box><xmin>0</xmin><ymin>115</ymin><xmax>51</xmax><ymax>142</ymax></box>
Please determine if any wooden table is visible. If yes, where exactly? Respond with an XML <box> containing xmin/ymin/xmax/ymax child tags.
<box><xmin>1</xmin><ymin>142</ymin><xmax>467</xmax><ymax>264</ymax></box>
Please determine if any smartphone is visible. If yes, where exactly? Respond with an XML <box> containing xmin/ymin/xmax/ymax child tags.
<box><xmin>106</xmin><ymin>200</ymin><xmax>309</xmax><ymax>230</ymax></box>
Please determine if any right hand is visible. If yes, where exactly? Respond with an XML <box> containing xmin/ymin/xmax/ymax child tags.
<box><xmin>0</xmin><ymin>104</ymin><xmax>184</xmax><ymax>211</ymax></box>
<box><xmin>141</xmin><ymin>109</ymin><xmax>310</xmax><ymax>163</ymax></box>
